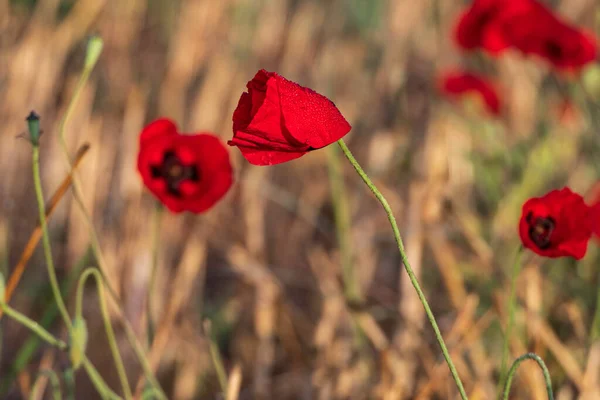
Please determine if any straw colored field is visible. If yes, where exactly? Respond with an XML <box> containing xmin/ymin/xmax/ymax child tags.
<box><xmin>1</xmin><ymin>0</ymin><xmax>600</xmax><ymax>399</ymax></box>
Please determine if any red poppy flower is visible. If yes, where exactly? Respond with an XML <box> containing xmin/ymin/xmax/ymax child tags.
<box><xmin>454</xmin><ymin>0</ymin><xmax>515</xmax><ymax>53</ymax></box>
<box><xmin>455</xmin><ymin>0</ymin><xmax>597</xmax><ymax>70</ymax></box>
<box><xmin>228</xmin><ymin>69</ymin><xmax>351</xmax><ymax>166</ymax></box>
<box><xmin>519</xmin><ymin>187</ymin><xmax>593</xmax><ymax>259</ymax></box>
<box><xmin>439</xmin><ymin>71</ymin><xmax>501</xmax><ymax>115</ymax></box>
<box><xmin>487</xmin><ymin>0</ymin><xmax>596</xmax><ymax>70</ymax></box>
<box><xmin>137</xmin><ymin>118</ymin><xmax>233</xmax><ymax>213</ymax></box>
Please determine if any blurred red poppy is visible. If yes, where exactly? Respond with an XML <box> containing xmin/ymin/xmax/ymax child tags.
<box><xmin>455</xmin><ymin>0</ymin><xmax>597</xmax><ymax>70</ymax></box>
<box><xmin>488</xmin><ymin>0</ymin><xmax>596</xmax><ymax>70</ymax></box>
<box><xmin>439</xmin><ymin>71</ymin><xmax>501</xmax><ymax>115</ymax></box>
<box><xmin>519</xmin><ymin>188</ymin><xmax>593</xmax><ymax>259</ymax></box>
<box><xmin>137</xmin><ymin>118</ymin><xmax>233</xmax><ymax>213</ymax></box>
<box><xmin>454</xmin><ymin>0</ymin><xmax>513</xmax><ymax>52</ymax></box>
<box><xmin>228</xmin><ymin>70</ymin><xmax>351</xmax><ymax>166</ymax></box>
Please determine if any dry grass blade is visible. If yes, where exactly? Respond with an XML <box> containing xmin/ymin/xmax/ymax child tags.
<box><xmin>225</xmin><ymin>364</ymin><xmax>243</xmax><ymax>400</ymax></box>
<box><xmin>133</xmin><ymin>236</ymin><xmax>207</xmax><ymax>398</ymax></box>
<box><xmin>1</xmin><ymin>143</ymin><xmax>90</xmax><ymax>314</ymax></box>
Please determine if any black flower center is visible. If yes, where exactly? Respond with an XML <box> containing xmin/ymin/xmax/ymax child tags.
<box><xmin>545</xmin><ymin>41</ymin><xmax>563</xmax><ymax>59</ymax></box>
<box><xmin>526</xmin><ymin>212</ymin><xmax>555</xmax><ymax>249</ymax></box>
<box><xmin>150</xmin><ymin>151</ymin><xmax>199</xmax><ymax>197</ymax></box>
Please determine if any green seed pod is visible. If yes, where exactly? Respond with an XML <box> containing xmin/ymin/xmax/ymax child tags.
<box><xmin>85</xmin><ymin>36</ymin><xmax>103</xmax><ymax>70</ymax></box>
<box><xmin>26</xmin><ymin>111</ymin><xmax>41</xmax><ymax>146</ymax></box>
<box><xmin>69</xmin><ymin>317</ymin><xmax>88</xmax><ymax>370</ymax></box>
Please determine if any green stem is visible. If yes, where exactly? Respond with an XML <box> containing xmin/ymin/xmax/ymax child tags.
<box><xmin>204</xmin><ymin>320</ymin><xmax>228</xmax><ymax>393</ymax></box>
<box><xmin>327</xmin><ymin>145</ymin><xmax>362</xmax><ymax>305</ymax></box>
<box><xmin>56</xmin><ymin>36</ymin><xmax>166</xmax><ymax>400</ymax></box>
<box><xmin>82</xmin><ymin>357</ymin><xmax>122</xmax><ymax>400</ymax></box>
<box><xmin>498</xmin><ymin>246</ymin><xmax>523</xmax><ymax>397</ymax></box>
<box><xmin>0</xmin><ymin>304</ymin><xmax>66</xmax><ymax>350</ymax></box>
<box><xmin>76</xmin><ymin>268</ymin><xmax>133</xmax><ymax>399</ymax></box>
<box><xmin>337</xmin><ymin>139</ymin><xmax>468</xmax><ymax>400</ymax></box>
<box><xmin>32</xmin><ymin>145</ymin><xmax>73</xmax><ymax>331</ymax></box>
<box><xmin>502</xmin><ymin>353</ymin><xmax>554</xmax><ymax>400</ymax></box>
<box><xmin>147</xmin><ymin>203</ymin><xmax>163</xmax><ymax>345</ymax></box>
<box><xmin>64</xmin><ymin>368</ymin><xmax>75</xmax><ymax>400</ymax></box>
<box><xmin>29</xmin><ymin>370</ymin><xmax>62</xmax><ymax>400</ymax></box>
<box><xmin>33</xmin><ymin>145</ymin><xmax>118</xmax><ymax>399</ymax></box>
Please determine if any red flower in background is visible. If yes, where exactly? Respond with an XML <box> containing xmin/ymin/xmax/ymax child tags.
<box><xmin>454</xmin><ymin>0</ymin><xmax>597</xmax><ymax>70</ymax></box>
<box><xmin>228</xmin><ymin>70</ymin><xmax>351</xmax><ymax>166</ymax></box>
<box><xmin>515</xmin><ymin>16</ymin><xmax>596</xmax><ymax>70</ymax></box>
<box><xmin>137</xmin><ymin>118</ymin><xmax>233</xmax><ymax>213</ymax></box>
<box><xmin>439</xmin><ymin>71</ymin><xmax>501</xmax><ymax>115</ymax></box>
<box><xmin>519</xmin><ymin>188</ymin><xmax>593</xmax><ymax>259</ymax></box>
<box><xmin>454</xmin><ymin>0</ymin><xmax>513</xmax><ymax>52</ymax></box>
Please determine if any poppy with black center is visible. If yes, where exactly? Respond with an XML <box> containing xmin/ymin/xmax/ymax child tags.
<box><xmin>137</xmin><ymin>118</ymin><xmax>233</xmax><ymax>213</ymax></box>
<box><xmin>525</xmin><ymin>213</ymin><xmax>555</xmax><ymax>250</ymax></box>
<box><xmin>519</xmin><ymin>187</ymin><xmax>593</xmax><ymax>260</ymax></box>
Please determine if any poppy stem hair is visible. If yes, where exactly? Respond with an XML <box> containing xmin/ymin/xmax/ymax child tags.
<box><xmin>336</xmin><ymin>139</ymin><xmax>468</xmax><ymax>399</ymax></box>
<box><xmin>502</xmin><ymin>353</ymin><xmax>554</xmax><ymax>400</ymax></box>
<box><xmin>498</xmin><ymin>245</ymin><xmax>524</xmax><ymax>398</ymax></box>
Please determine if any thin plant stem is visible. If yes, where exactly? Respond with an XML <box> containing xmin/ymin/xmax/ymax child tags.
<box><xmin>64</xmin><ymin>368</ymin><xmax>75</xmax><ymax>400</ymax></box>
<box><xmin>0</xmin><ymin>251</ymin><xmax>89</xmax><ymax>395</ymax></box>
<box><xmin>29</xmin><ymin>370</ymin><xmax>62</xmax><ymax>400</ymax></box>
<box><xmin>337</xmin><ymin>139</ymin><xmax>468</xmax><ymax>400</ymax></box>
<box><xmin>82</xmin><ymin>357</ymin><xmax>122</xmax><ymax>400</ymax></box>
<box><xmin>32</xmin><ymin>145</ymin><xmax>73</xmax><ymax>331</ymax></box>
<box><xmin>326</xmin><ymin>145</ymin><xmax>362</xmax><ymax>305</ymax></box>
<box><xmin>76</xmin><ymin>268</ymin><xmax>133</xmax><ymax>400</ymax></box>
<box><xmin>33</xmin><ymin>144</ymin><xmax>118</xmax><ymax>399</ymax></box>
<box><xmin>502</xmin><ymin>352</ymin><xmax>554</xmax><ymax>400</ymax></box>
<box><xmin>2</xmin><ymin>143</ymin><xmax>90</xmax><ymax>312</ymax></box>
<box><xmin>147</xmin><ymin>203</ymin><xmax>163</xmax><ymax>345</ymax></box>
<box><xmin>498</xmin><ymin>246</ymin><xmax>524</xmax><ymax>397</ymax></box>
<box><xmin>55</xmin><ymin>36</ymin><xmax>166</xmax><ymax>399</ymax></box>
<box><xmin>204</xmin><ymin>320</ymin><xmax>228</xmax><ymax>393</ymax></box>
<box><xmin>0</xmin><ymin>303</ymin><xmax>66</xmax><ymax>350</ymax></box>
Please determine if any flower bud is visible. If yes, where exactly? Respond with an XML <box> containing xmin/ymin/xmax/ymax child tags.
<box><xmin>84</xmin><ymin>36</ymin><xmax>103</xmax><ymax>70</ymax></box>
<box><xmin>69</xmin><ymin>317</ymin><xmax>88</xmax><ymax>370</ymax></box>
<box><xmin>26</xmin><ymin>111</ymin><xmax>41</xmax><ymax>146</ymax></box>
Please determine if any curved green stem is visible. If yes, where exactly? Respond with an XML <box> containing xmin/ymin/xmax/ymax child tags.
<box><xmin>0</xmin><ymin>303</ymin><xmax>66</xmax><ymax>350</ymax></box>
<box><xmin>76</xmin><ymin>268</ymin><xmax>132</xmax><ymax>399</ymax></box>
<box><xmin>147</xmin><ymin>203</ymin><xmax>163</xmax><ymax>345</ymax></box>
<box><xmin>502</xmin><ymin>353</ymin><xmax>553</xmax><ymax>400</ymax></box>
<box><xmin>337</xmin><ymin>139</ymin><xmax>468</xmax><ymax>399</ymax></box>
<box><xmin>55</xmin><ymin>36</ymin><xmax>166</xmax><ymax>400</ymax></box>
<box><xmin>32</xmin><ymin>145</ymin><xmax>72</xmax><ymax>331</ymax></box>
<box><xmin>82</xmin><ymin>357</ymin><xmax>122</xmax><ymax>400</ymax></box>
<box><xmin>32</xmin><ymin>147</ymin><xmax>120</xmax><ymax>399</ymax></box>
<box><xmin>498</xmin><ymin>246</ymin><xmax>523</xmax><ymax>397</ymax></box>
<box><xmin>0</xmin><ymin>302</ymin><xmax>117</xmax><ymax>399</ymax></box>
<box><xmin>29</xmin><ymin>370</ymin><xmax>62</xmax><ymax>400</ymax></box>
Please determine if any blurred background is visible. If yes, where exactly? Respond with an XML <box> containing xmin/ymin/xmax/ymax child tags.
<box><xmin>1</xmin><ymin>0</ymin><xmax>600</xmax><ymax>398</ymax></box>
